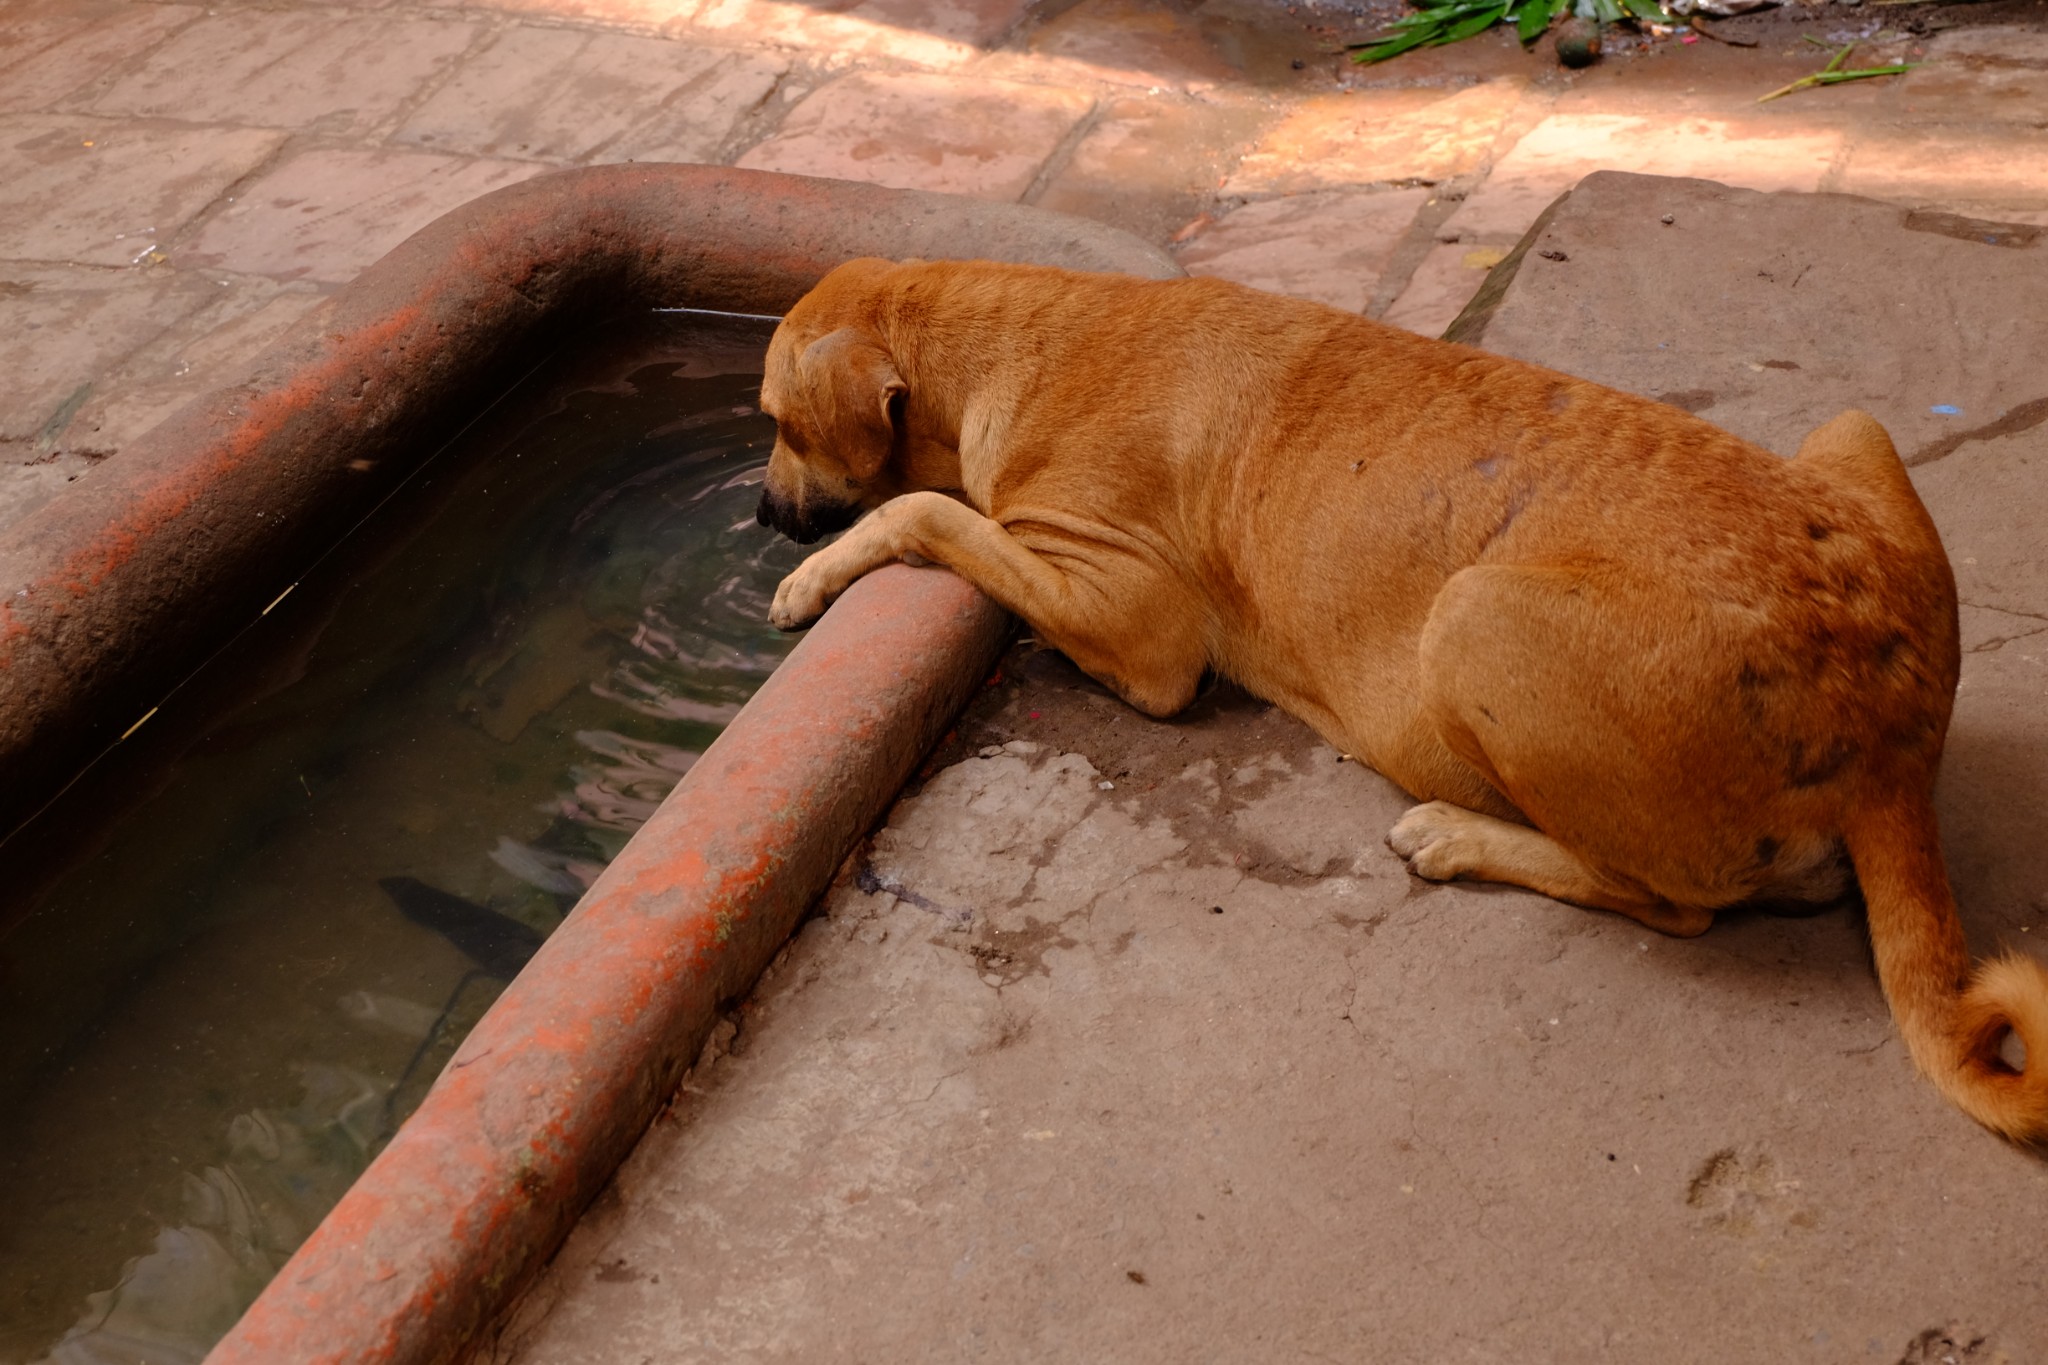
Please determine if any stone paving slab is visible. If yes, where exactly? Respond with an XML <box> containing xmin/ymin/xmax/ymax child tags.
<box><xmin>437</xmin><ymin>0</ymin><xmax>707</xmax><ymax>25</ymax></box>
<box><xmin>62</xmin><ymin>280</ymin><xmax>326</xmax><ymax>461</ymax></box>
<box><xmin>599</xmin><ymin>53</ymin><xmax>794</xmax><ymax>165</ymax></box>
<box><xmin>736</xmin><ymin>72</ymin><xmax>1094</xmax><ymax>201</ymax></box>
<box><xmin>1923</xmin><ymin>25</ymin><xmax>2048</xmax><ymax>65</ymax></box>
<box><xmin>179</xmin><ymin>147</ymin><xmax>545</xmax><ymax>284</ymax></box>
<box><xmin>0</xmin><ymin>0</ymin><xmax>133</xmax><ymax>60</ymax></box>
<box><xmin>691</xmin><ymin>0</ymin><xmax>985</xmax><ymax>70</ymax></box>
<box><xmin>1175</xmin><ymin>187</ymin><xmax>1431</xmax><ymax>315</ymax></box>
<box><xmin>492</xmin><ymin>171</ymin><xmax>2048</xmax><ymax>1365</ymax></box>
<box><xmin>1021</xmin><ymin>0</ymin><xmax>1316</xmax><ymax>93</ymax></box>
<box><xmin>0</xmin><ymin>261</ymin><xmax>257</xmax><ymax>528</ymax></box>
<box><xmin>0</xmin><ymin>115</ymin><xmax>286</xmax><ymax>267</ymax></box>
<box><xmin>1437</xmin><ymin>110</ymin><xmax>1843</xmax><ymax>241</ymax></box>
<box><xmin>1546</xmin><ymin>42</ymin><xmax>1903</xmax><ymax>125</ymax></box>
<box><xmin>0</xmin><ymin>263</ymin><xmax>218</xmax><ymax>447</ymax></box>
<box><xmin>1899</xmin><ymin>41</ymin><xmax>2048</xmax><ymax>127</ymax></box>
<box><xmin>1837</xmin><ymin>125</ymin><xmax>2048</xmax><ymax>221</ymax></box>
<box><xmin>836</xmin><ymin>0</ymin><xmax>1041</xmax><ymax>49</ymax></box>
<box><xmin>0</xmin><ymin>445</ymin><xmax>97</xmax><ymax>537</ymax></box>
<box><xmin>1380</xmin><ymin>233</ymin><xmax>1508</xmax><ymax>338</ymax></box>
<box><xmin>1032</xmin><ymin>93</ymin><xmax>1272</xmax><ymax>247</ymax></box>
<box><xmin>85</xmin><ymin>10</ymin><xmax>482</xmax><ymax>136</ymax></box>
<box><xmin>394</xmin><ymin>25</ymin><xmax>787</xmax><ymax>164</ymax></box>
<box><xmin>0</xmin><ymin>0</ymin><xmax>198</xmax><ymax>115</ymax></box>
<box><xmin>1468</xmin><ymin>172</ymin><xmax>2048</xmax><ymax>486</ymax></box>
<box><xmin>1223</xmin><ymin>79</ymin><xmax>1526</xmax><ymax>195</ymax></box>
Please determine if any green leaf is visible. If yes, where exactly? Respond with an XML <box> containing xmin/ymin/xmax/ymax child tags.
<box><xmin>1619</xmin><ymin>0</ymin><xmax>1673</xmax><ymax>22</ymax></box>
<box><xmin>1443</xmin><ymin>3</ymin><xmax>1508</xmax><ymax>40</ymax></box>
<box><xmin>1353</xmin><ymin>13</ymin><xmax>1431</xmax><ymax>33</ymax></box>
<box><xmin>1591</xmin><ymin>0</ymin><xmax>1623</xmax><ymax>23</ymax></box>
<box><xmin>1758</xmin><ymin>59</ymin><xmax>1914</xmax><ymax>100</ymax></box>
<box><xmin>1346</xmin><ymin>6</ymin><xmax>1457</xmax><ymax>42</ymax></box>
<box><xmin>1350</xmin><ymin>25</ymin><xmax>1443</xmax><ymax>61</ymax></box>
<box><xmin>1515</xmin><ymin>0</ymin><xmax>1553</xmax><ymax>42</ymax></box>
<box><xmin>1817</xmin><ymin>62</ymin><xmax>1915</xmax><ymax>81</ymax></box>
<box><xmin>1393</xmin><ymin>0</ymin><xmax>1492</xmax><ymax>15</ymax></box>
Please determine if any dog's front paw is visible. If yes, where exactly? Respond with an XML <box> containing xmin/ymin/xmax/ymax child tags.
<box><xmin>1386</xmin><ymin>801</ymin><xmax>1483</xmax><ymax>882</ymax></box>
<box><xmin>770</xmin><ymin>565</ymin><xmax>833</xmax><ymax>631</ymax></box>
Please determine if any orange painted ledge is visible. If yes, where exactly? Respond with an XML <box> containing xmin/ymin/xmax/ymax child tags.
<box><xmin>211</xmin><ymin>562</ymin><xmax>1008</xmax><ymax>1365</ymax></box>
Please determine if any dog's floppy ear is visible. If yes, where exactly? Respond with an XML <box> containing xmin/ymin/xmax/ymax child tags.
<box><xmin>796</xmin><ymin>327</ymin><xmax>906</xmax><ymax>480</ymax></box>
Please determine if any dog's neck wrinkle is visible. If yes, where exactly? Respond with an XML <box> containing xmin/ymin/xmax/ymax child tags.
<box><xmin>898</xmin><ymin>433</ymin><xmax>965</xmax><ymax>499</ymax></box>
<box><xmin>879</xmin><ymin>286</ymin><xmax>1043</xmax><ymax>510</ymax></box>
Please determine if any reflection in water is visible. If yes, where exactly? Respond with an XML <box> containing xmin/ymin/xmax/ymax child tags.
<box><xmin>37</xmin><ymin>1066</ymin><xmax>381</xmax><ymax>1365</ymax></box>
<box><xmin>0</xmin><ymin>317</ymin><xmax>798</xmax><ymax>1363</ymax></box>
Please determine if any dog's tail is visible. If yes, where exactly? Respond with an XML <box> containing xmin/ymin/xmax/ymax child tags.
<box><xmin>1846</xmin><ymin>794</ymin><xmax>2048</xmax><ymax>1142</ymax></box>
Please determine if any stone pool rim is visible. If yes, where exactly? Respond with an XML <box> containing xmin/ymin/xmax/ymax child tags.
<box><xmin>0</xmin><ymin>163</ymin><xmax>1176</xmax><ymax>1365</ymax></box>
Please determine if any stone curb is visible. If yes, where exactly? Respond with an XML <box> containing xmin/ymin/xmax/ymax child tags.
<box><xmin>213</xmin><ymin>561</ymin><xmax>1013</xmax><ymax>1365</ymax></box>
<box><xmin>0</xmin><ymin>162</ymin><xmax>1174</xmax><ymax>1363</ymax></box>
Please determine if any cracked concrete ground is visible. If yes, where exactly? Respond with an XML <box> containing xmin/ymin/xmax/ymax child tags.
<box><xmin>486</xmin><ymin>175</ymin><xmax>2048</xmax><ymax>1362</ymax></box>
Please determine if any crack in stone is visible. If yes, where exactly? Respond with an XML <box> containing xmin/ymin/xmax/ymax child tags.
<box><xmin>846</xmin><ymin>1068</ymin><xmax>966</xmax><ymax>1139</ymax></box>
<box><xmin>1968</xmin><ymin>624</ymin><xmax>2048</xmax><ymax>654</ymax></box>
<box><xmin>1906</xmin><ymin>393</ymin><xmax>2048</xmax><ymax>467</ymax></box>
<box><xmin>1961</xmin><ymin>598</ymin><xmax>2048</xmax><ymax>624</ymax></box>
<box><xmin>1401</xmin><ymin>1101</ymin><xmax>1490</xmax><ymax>1236</ymax></box>
<box><xmin>1961</xmin><ymin>599</ymin><xmax>2048</xmax><ymax>653</ymax></box>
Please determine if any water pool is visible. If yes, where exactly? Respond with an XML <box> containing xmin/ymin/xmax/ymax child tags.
<box><xmin>0</xmin><ymin>313</ymin><xmax>797</xmax><ymax>1363</ymax></box>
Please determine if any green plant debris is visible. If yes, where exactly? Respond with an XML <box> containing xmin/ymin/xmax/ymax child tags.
<box><xmin>1348</xmin><ymin>0</ymin><xmax>1676</xmax><ymax>64</ymax></box>
<box><xmin>1756</xmin><ymin>40</ymin><xmax>1915</xmax><ymax>102</ymax></box>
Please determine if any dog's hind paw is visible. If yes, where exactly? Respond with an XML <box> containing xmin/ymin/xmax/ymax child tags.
<box><xmin>1386</xmin><ymin>801</ymin><xmax>1485</xmax><ymax>881</ymax></box>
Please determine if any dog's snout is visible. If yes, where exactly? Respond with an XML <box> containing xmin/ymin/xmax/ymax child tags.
<box><xmin>757</xmin><ymin>484</ymin><xmax>858</xmax><ymax>546</ymax></box>
<box><xmin>756</xmin><ymin>486</ymin><xmax>814</xmax><ymax>543</ymax></box>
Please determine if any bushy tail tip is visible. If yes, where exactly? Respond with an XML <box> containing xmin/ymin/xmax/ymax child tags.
<box><xmin>1952</xmin><ymin>951</ymin><xmax>2048</xmax><ymax>1144</ymax></box>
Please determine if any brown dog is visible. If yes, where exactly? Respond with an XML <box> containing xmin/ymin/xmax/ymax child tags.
<box><xmin>755</xmin><ymin>256</ymin><xmax>2048</xmax><ymax>1141</ymax></box>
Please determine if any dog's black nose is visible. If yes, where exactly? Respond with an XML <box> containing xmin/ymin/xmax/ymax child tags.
<box><xmin>755</xmin><ymin>490</ymin><xmax>774</xmax><ymax>529</ymax></box>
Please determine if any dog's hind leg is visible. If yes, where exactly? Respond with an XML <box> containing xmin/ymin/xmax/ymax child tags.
<box><xmin>1395</xmin><ymin>559</ymin><xmax>1811</xmax><ymax>935</ymax></box>
<box><xmin>1386</xmin><ymin>801</ymin><xmax>1713</xmax><ymax>935</ymax></box>
<box><xmin>771</xmin><ymin>490</ymin><xmax>1208</xmax><ymax>716</ymax></box>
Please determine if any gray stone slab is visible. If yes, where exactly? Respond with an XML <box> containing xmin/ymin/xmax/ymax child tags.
<box><xmin>1176</xmin><ymin>188</ymin><xmax>1432</xmax><ymax>316</ymax></box>
<box><xmin>0</xmin><ymin>264</ymin><xmax>217</xmax><ymax>446</ymax></box>
<box><xmin>1897</xmin><ymin>27</ymin><xmax>2048</xmax><ymax>129</ymax></box>
<box><xmin>0</xmin><ymin>115</ymin><xmax>285</xmax><ymax>267</ymax></box>
<box><xmin>1458</xmin><ymin>172</ymin><xmax>2047</xmax><ymax>470</ymax></box>
<box><xmin>85</xmin><ymin>10</ymin><xmax>481</xmax><ymax>136</ymax></box>
<box><xmin>495</xmin><ymin>174</ymin><xmax>2048</xmax><ymax>1363</ymax></box>
<box><xmin>61</xmin><ymin>277</ymin><xmax>327</xmax><ymax>462</ymax></box>
<box><xmin>1029</xmin><ymin>93</ymin><xmax>1271</xmax><ymax>248</ymax></box>
<box><xmin>0</xmin><ymin>263</ymin><xmax>291</xmax><ymax>533</ymax></box>
<box><xmin>394</xmin><ymin>27</ymin><xmax>786</xmax><ymax>165</ymax></box>
<box><xmin>179</xmin><ymin>148</ymin><xmax>545</xmax><ymax>285</ymax></box>
<box><xmin>735</xmin><ymin>73</ymin><xmax>1094</xmax><ymax>203</ymax></box>
<box><xmin>0</xmin><ymin>441</ymin><xmax>99</xmax><ymax>537</ymax></box>
<box><xmin>0</xmin><ymin>1</ymin><xmax>198</xmax><ymax>115</ymax></box>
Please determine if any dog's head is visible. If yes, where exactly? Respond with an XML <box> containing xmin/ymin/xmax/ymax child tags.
<box><xmin>756</xmin><ymin>259</ymin><xmax>907</xmax><ymax>544</ymax></box>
